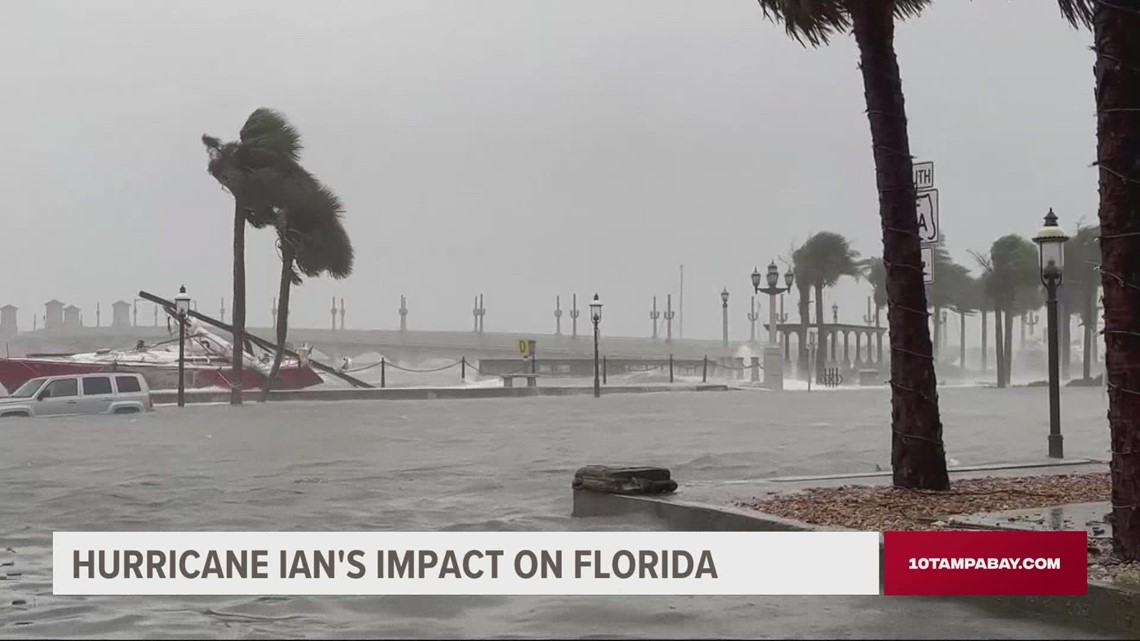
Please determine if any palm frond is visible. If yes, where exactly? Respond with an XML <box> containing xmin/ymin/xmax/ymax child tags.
<box><xmin>1057</xmin><ymin>0</ymin><xmax>1094</xmax><ymax>28</ymax></box>
<box><xmin>756</xmin><ymin>0</ymin><xmax>850</xmax><ymax>47</ymax></box>
<box><xmin>240</xmin><ymin>108</ymin><xmax>303</xmax><ymax>161</ymax></box>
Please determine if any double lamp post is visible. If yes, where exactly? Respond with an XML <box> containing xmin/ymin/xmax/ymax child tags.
<box><xmin>752</xmin><ymin>262</ymin><xmax>794</xmax><ymax>390</ymax></box>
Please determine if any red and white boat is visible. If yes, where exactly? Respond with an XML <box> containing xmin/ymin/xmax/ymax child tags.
<box><xmin>0</xmin><ymin>318</ymin><xmax>323</xmax><ymax>394</ymax></box>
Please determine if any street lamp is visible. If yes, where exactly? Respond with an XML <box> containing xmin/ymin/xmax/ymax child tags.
<box><xmin>721</xmin><ymin>287</ymin><xmax>730</xmax><ymax>347</ymax></box>
<box><xmin>174</xmin><ymin>285</ymin><xmax>192</xmax><ymax>408</ymax></box>
<box><xmin>590</xmin><ymin>294</ymin><xmax>603</xmax><ymax>398</ymax></box>
<box><xmin>832</xmin><ymin>302</ymin><xmax>839</xmax><ymax>324</ymax></box>
<box><xmin>1033</xmin><ymin>208</ymin><xmax>1069</xmax><ymax>459</ymax></box>
<box><xmin>753</xmin><ymin>262</ymin><xmax>794</xmax><ymax>390</ymax></box>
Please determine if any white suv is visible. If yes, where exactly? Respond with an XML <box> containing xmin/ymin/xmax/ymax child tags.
<box><xmin>0</xmin><ymin>373</ymin><xmax>154</xmax><ymax>418</ymax></box>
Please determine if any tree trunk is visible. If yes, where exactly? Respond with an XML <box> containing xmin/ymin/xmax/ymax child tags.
<box><xmin>994</xmin><ymin>303</ymin><xmax>1005</xmax><ymax>388</ymax></box>
<box><xmin>230</xmin><ymin>202</ymin><xmax>246</xmax><ymax>406</ymax></box>
<box><xmin>1004</xmin><ymin>303</ymin><xmax>1015</xmax><ymax>386</ymax></box>
<box><xmin>261</xmin><ymin>244</ymin><xmax>295</xmax><ymax>403</ymax></box>
<box><xmin>815</xmin><ymin>283</ymin><xmax>826</xmax><ymax>376</ymax></box>
<box><xmin>932</xmin><ymin>304</ymin><xmax>941</xmax><ymax>361</ymax></box>
<box><xmin>1060</xmin><ymin>295</ymin><xmax>1072</xmax><ymax>380</ymax></box>
<box><xmin>851</xmin><ymin>2</ymin><xmax>948</xmax><ymax>491</ymax></box>
<box><xmin>1091</xmin><ymin>1</ymin><xmax>1140</xmax><ymax>561</ymax></box>
<box><xmin>959</xmin><ymin>310</ymin><xmax>966</xmax><ymax>370</ymax></box>
<box><xmin>981</xmin><ymin>309</ymin><xmax>988</xmax><ymax>373</ymax></box>
<box><xmin>1084</xmin><ymin>275</ymin><xmax>1096</xmax><ymax>381</ymax></box>
<box><xmin>798</xmin><ymin>284</ymin><xmax>811</xmax><ymax>379</ymax></box>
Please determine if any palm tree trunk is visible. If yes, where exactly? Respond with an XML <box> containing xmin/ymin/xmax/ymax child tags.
<box><xmin>994</xmin><ymin>303</ymin><xmax>1005</xmax><ymax>388</ymax></box>
<box><xmin>815</xmin><ymin>283</ymin><xmax>826</xmax><ymax>377</ymax></box>
<box><xmin>1004</xmin><ymin>303</ymin><xmax>1015</xmax><ymax>385</ymax></box>
<box><xmin>798</xmin><ymin>285</ymin><xmax>811</xmax><ymax>379</ymax></box>
<box><xmin>261</xmin><ymin>245</ymin><xmax>295</xmax><ymax>402</ymax></box>
<box><xmin>1091</xmin><ymin>1</ymin><xmax>1140</xmax><ymax>560</ymax></box>
<box><xmin>932</xmin><ymin>305</ymin><xmax>941</xmax><ymax>361</ymax></box>
<box><xmin>1057</xmin><ymin>296</ymin><xmax>1067</xmax><ymax>378</ymax></box>
<box><xmin>1084</xmin><ymin>276</ymin><xmax>1096</xmax><ymax>381</ymax></box>
<box><xmin>231</xmin><ymin>202</ymin><xmax>245</xmax><ymax>406</ymax></box>
<box><xmin>851</xmin><ymin>1</ymin><xmax>948</xmax><ymax>491</ymax></box>
<box><xmin>980</xmin><ymin>309</ymin><xmax>988</xmax><ymax>373</ymax></box>
<box><xmin>959</xmin><ymin>310</ymin><xmax>967</xmax><ymax>370</ymax></box>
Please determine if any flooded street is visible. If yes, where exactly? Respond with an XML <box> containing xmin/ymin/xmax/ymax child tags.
<box><xmin>0</xmin><ymin>387</ymin><xmax>1114</xmax><ymax>638</ymax></box>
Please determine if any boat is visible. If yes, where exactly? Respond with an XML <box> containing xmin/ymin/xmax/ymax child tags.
<box><xmin>0</xmin><ymin>317</ymin><xmax>324</xmax><ymax>393</ymax></box>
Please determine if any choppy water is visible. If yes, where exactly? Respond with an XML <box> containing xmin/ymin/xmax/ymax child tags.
<box><xmin>0</xmin><ymin>386</ymin><xmax>1117</xmax><ymax>638</ymax></box>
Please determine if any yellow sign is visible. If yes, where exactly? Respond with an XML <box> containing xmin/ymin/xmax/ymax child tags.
<box><xmin>517</xmin><ymin>339</ymin><xmax>530</xmax><ymax>358</ymax></box>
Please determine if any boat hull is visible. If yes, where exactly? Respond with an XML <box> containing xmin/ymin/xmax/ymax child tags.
<box><xmin>0</xmin><ymin>359</ymin><xmax>323</xmax><ymax>394</ymax></box>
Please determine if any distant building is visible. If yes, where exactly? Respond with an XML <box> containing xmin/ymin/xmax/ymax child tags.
<box><xmin>63</xmin><ymin>305</ymin><xmax>82</xmax><ymax>331</ymax></box>
<box><xmin>0</xmin><ymin>305</ymin><xmax>16</xmax><ymax>339</ymax></box>
<box><xmin>112</xmin><ymin>300</ymin><xmax>131</xmax><ymax>328</ymax></box>
<box><xmin>44</xmin><ymin>300</ymin><xmax>65</xmax><ymax>333</ymax></box>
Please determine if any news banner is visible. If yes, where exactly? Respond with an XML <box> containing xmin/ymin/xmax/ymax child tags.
<box><xmin>53</xmin><ymin>530</ymin><xmax>1088</xmax><ymax>596</ymax></box>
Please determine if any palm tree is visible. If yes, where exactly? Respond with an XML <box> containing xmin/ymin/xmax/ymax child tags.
<box><xmin>203</xmin><ymin>109</ymin><xmax>300</xmax><ymax>404</ymax></box>
<box><xmin>923</xmin><ymin>238</ymin><xmax>957</xmax><ymax>360</ymax></box>
<box><xmin>793</xmin><ymin>232</ymin><xmax>861</xmax><ymax>377</ymax></box>
<box><xmin>1059</xmin><ymin>0</ymin><xmax>1140</xmax><ymax>560</ymax></box>
<box><xmin>970</xmin><ymin>235</ymin><xmax>1038</xmax><ymax>387</ymax></box>
<box><xmin>860</xmin><ymin>256</ymin><xmax>888</xmax><ymax>364</ymax></box>
<box><xmin>202</xmin><ymin>109</ymin><xmax>354</xmax><ymax>403</ymax></box>
<box><xmin>757</xmin><ymin>0</ymin><xmax>948</xmax><ymax>490</ymax></box>
<box><xmin>1062</xmin><ymin>224</ymin><xmax>1100</xmax><ymax>381</ymax></box>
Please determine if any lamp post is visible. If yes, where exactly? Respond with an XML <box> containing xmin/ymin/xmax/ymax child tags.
<box><xmin>752</xmin><ymin>262</ymin><xmax>794</xmax><ymax>390</ymax></box>
<box><xmin>590</xmin><ymin>294</ymin><xmax>603</xmax><ymax>398</ymax></box>
<box><xmin>721</xmin><ymin>288</ymin><xmax>730</xmax><ymax>348</ymax></box>
<box><xmin>1034</xmin><ymin>208</ymin><xmax>1069</xmax><ymax>459</ymax></box>
<box><xmin>174</xmin><ymin>285</ymin><xmax>192</xmax><ymax>408</ymax></box>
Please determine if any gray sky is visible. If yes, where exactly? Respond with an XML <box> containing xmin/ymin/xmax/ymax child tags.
<box><xmin>1</xmin><ymin>0</ymin><xmax>1095</xmax><ymax>340</ymax></box>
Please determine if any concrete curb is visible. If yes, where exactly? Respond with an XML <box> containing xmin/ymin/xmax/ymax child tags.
<box><xmin>572</xmin><ymin>489</ymin><xmax>1140</xmax><ymax>638</ymax></box>
<box><xmin>153</xmin><ymin>383</ymin><xmax>730</xmax><ymax>406</ymax></box>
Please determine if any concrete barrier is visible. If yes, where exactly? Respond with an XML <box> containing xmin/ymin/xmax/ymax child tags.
<box><xmin>572</xmin><ymin>487</ymin><xmax>1140</xmax><ymax>637</ymax></box>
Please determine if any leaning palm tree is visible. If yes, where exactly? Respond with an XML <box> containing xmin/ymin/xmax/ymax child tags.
<box><xmin>202</xmin><ymin>108</ymin><xmax>354</xmax><ymax>403</ymax></box>
<box><xmin>793</xmin><ymin>232</ymin><xmax>861</xmax><ymax>377</ymax></box>
<box><xmin>971</xmin><ymin>235</ymin><xmax>1037</xmax><ymax>388</ymax></box>
<box><xmin>1060</xmin><ymin>0</ymin><xmax>1140</xmax><ymax>560</ymax></box>
<box><xmin>202</xmin><ymin>109</ymin><xmax>300</xmax><ymax>404</ymax></box>
<box><xmin>756</xmin><ymin>0</ymin><xmax>947</xmax><ymax>490</ymax></box>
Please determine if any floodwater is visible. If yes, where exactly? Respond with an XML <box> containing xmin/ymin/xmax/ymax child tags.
<box><xmin>0</xmin><ymin>386</ymin><xmax>1117</xmax><ymax>638</ymax></box>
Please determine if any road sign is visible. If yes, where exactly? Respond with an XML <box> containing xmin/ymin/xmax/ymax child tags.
<box><xmin>921</xmin><ymin>245</ymin><xmax>934</xmax><ymax>284</ymax></box>
<box><xmin>916</xmin><ymin>189</ymin><xmax>939</xmax><ymax>244</ymax></box>
<box><xmin>913</xmin><ymin>161</ymin><xmax>934</xmax><ymax>191</ymax></box>
<box><xmin>516</xmin><ymin>339</ymin><xmax>531</xmax><ymax>358</ymax></box>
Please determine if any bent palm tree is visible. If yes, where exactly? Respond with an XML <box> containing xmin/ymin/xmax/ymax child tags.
<box><xmin>793</xmin><ymin>232</ymin><xmax>861</xmax><ymax>376</ymax></box>
<box><xmin>757</xmin><ymin>0</ymin><xmax>947</xmax><ymax>489</ymax></box>
<box><xmin>203</xmin><ymin>109</ymin><xmax>354</xmax><ymax>403</ymax></box>
<box><xmin>1059</xmin><ymin>0</ymin><xmax>1140</xmax><ymax>559</ymax></box>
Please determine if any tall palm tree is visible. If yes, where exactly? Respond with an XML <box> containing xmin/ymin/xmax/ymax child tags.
<box><xmin>860</xmin><ymin>256</ymin><xmax>888</xmax><ymax>364</ymax></box>
<box><xmin>203</xmin><ymin>109</ymin><xmax>302</xmax><ymax>404</ymax></box>
<box><xmin>793</xmin><ymin>232</ymin><xmax>861</xmax><ymax>377</ymax></box>
<box><xmin>1062</xmin><ymin>224</ymin><xmax>1101</xmax><ymax>381</ymax></box>
<box><xmin>757</xmin><ymin>0</ymin><xmax>947</xmax><ymax>490</ymax></box>
<box><xmin>203</xmin><ymin>109</ymin><xmax>354</xmax><ymax>403</ymax></box>
<box><xmin>971</xmin><ymin>235</ymin><xmax>1038</xmax><ymax>387</ymax></box>
<box><xmin>1060</xmin><ymin>0</ymin><xmax>1140</xmax><ymax>560</ymax></box>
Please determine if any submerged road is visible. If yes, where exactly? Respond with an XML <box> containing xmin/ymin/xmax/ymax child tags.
<box><xmin>0</xmin><ymin>386</ymin><xmax>1115</xmax><ymax>638</ymax></box>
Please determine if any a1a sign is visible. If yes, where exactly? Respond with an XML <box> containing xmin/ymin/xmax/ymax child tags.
<box><xmin>913</xmin><ymin>160</ymin><xmax>939</xmax><ymax>244</ymax></box>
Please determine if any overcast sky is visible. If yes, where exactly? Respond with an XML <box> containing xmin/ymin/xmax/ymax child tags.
<box><xmin>1</xmin><ymin>1</ymin><xmax>1095</xmax><ymax>340</ymax></box>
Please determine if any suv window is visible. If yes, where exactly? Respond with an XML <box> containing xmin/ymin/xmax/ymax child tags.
<box><xmin>115</xmin><ymin>376</ymin><xmax>142</xmax><ymax>393</ymax></box>
<box><xmin>42</xmin><ymin>378</ymin><xmax>78</xmax><ymax>398</ymax></box>
<box><xmin>82</xmin><ymin>377</ymin><xmax>113</xmax><ymax>396</ymax></box>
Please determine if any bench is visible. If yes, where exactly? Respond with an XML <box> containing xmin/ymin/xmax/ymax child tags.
<box><xmin>501</xmin><ymin>373</ymin><xmax>539</xmax><ymax>388</ymax></box>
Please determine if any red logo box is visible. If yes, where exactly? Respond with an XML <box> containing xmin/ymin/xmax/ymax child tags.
<box><xmin>883</xmin><ymin>531</ymin><xmax>1088</xmax><ymax>596</ymax></box>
